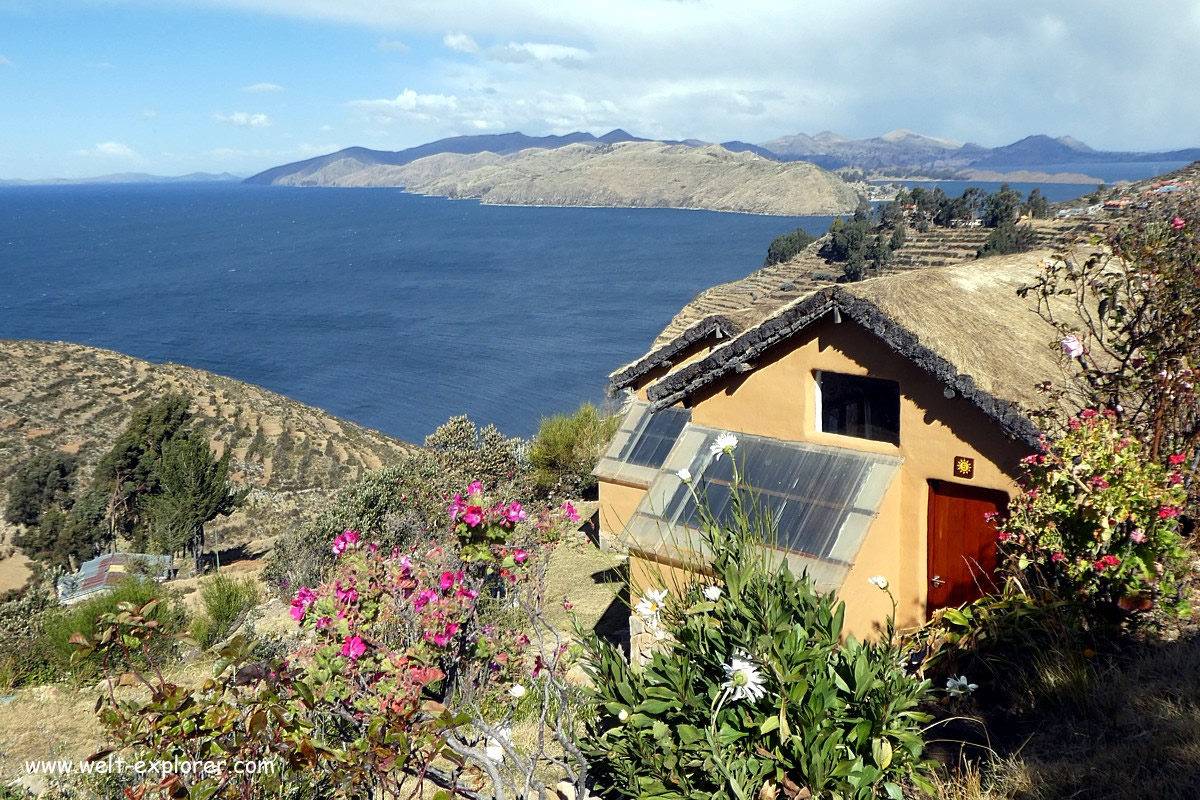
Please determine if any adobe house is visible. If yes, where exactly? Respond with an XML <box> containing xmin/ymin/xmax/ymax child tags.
<box><xmin>595</xmin><ymin>252</ymin><xmax>1082</xmax><ymax>646</ymax></box>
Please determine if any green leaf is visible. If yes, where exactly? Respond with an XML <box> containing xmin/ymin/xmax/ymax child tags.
<box><xmin>872</xmin><ymin>738</ymin><xmax>893</xmax><ymax>770</ymax></box>
<box><xmin>759</xmin><ymin>715</ymin><xmax>780</xmax><ymax>734</ymax></box>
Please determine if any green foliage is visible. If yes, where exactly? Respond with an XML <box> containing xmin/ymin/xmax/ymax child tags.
<box><xmin>190</xmin><ymin>573</ymin><xmax>261</xmax><ymax>649</ymax></box>
<box><xmin>977</xmin><ymin>220</ymin><xmax>1037</xmax><ymax>257</ymax></box>
<box><xmin>0</xmin><ymin>589</ymin><xmax>56</xmax><ymax>688</ymax></box>
<box><xmin>1022</xmin><ymin>187</ymin><xmax>1050</xmax><ymax>219</ymax></box>
<box><xmin>581</xmin><ymin>474</ymin><xmax>934</xmax><ymax>800</ymax></box>
<box><xmin>265</xmin><ymin>415</ymin><xmax>534</xmax><ymax>594</ymax></box>
<box><xmin>528</xmin><ymin>403</ymin><xmax>619</xmax><ymax>495</ymax></box>
<box><xmin>40</xmin><ymin>576</ymin><xmax>186</xmax><ymax>682</ymax></box>
<box><xmin>4</xmin><ymin>451</ymin><xmax>77</xmax><ymax>527</ymax></box>
<box><xmin>763</xmin><ymin>227</ymin><xmax>818</xmax><ymax>267</ymax></box>
<box><xmin>141</xmin><ymin>432</ymin><xmax>246</xmax><ymax>566</ymax></box>
<box><xmin>982</xmin><ymin>183</ymin><xmax>1022</xmax><ymax>228</ymax></box>
<box><xmin>997</xmin><ymin>411</ymin><xmax>1190</xmax><ymax>616</ymax></box>
<box><xmin>1022</xmin><ymin>199</ymin><xmax>1200</xmax><ymax>468</ymax></box>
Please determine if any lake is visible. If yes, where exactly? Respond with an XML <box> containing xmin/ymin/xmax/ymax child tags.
<box><xmin>0</xmin><ymin>184</ymin><xmax>834</xmax><ymax>443</ymax></box>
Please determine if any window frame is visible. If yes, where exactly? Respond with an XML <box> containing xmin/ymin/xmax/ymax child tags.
<box><xmin>814</xmin><ymin>370</ymin><xmax>901</xmax><ymax>446</ymax></box>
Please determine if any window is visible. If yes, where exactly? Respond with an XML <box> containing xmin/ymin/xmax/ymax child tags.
<box><xmin>816</xmin><ymin>371</ymin><xmax>900</xmax><ymax>445</ymax></box>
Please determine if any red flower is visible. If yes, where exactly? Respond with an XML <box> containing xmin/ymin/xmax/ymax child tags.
<box><xmin>1169</xmin><ymin>453</ymin><xmax>1187</xmax><ymax>465</ymax></box>
<box><xmin>1051</xmin><ymin>552</ymin><xmax>1066</xmax><ymax>562</ymax></box>
<box><xmin>1159</xmin><ymin>507</ymin><xmax>1181</xmax><ymax>519</ymax></box>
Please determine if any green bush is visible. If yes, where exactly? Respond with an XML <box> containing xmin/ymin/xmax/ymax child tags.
<box><xmin>40</xmin><ymin>576</ymin><xmax>186</xmax><ymax>682</ymax></box>
<box><xmin>581</xmin><ymin>471</ymin><xmax>934</xmax><ymax>799</ymax></box>
<box><xmin>264</xmin><ymin>415</ymin><xmax>535</xmax><ymax>594</ymax></box>
<box><xmin>763</xmin><ymin>227</ymin><xmax>818</xmax><ymax>266</ymax></box>
<box><xmin>0</xmin><ymin>589</ymin><xmax>56</xmax><ymax>688</ymax></box>
<box><xmin>190</xmin><ymin>573</ymin><xmax>261</xmax><ymax>649</ymax></box>
<box><xmin>528</xmin><ymin>403</ymin><xmax>619</xmax><ymax>496</ymax></box>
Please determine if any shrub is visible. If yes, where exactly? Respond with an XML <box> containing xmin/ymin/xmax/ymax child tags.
<box><xmin>264</xmin><ymin>415</ymin><xmax>536</xmax><ymax>595</ymax></box>
<box><xmin>581</xmin><ymin>447</ymin><xmax>934</xmax><ymax>800</ymax></box>
<box><xmin>528</xmin><ymin>403</ymin><xmax>620</xmax><ymax>496</ymax></box>
<box><xmin>997</xmin><ymin>410</ymin><xmax>1191</xmax><ymax>616</ymax></box>
<box><xmin>763</xmin><ymin>226</ymin><xmax>818</xmax><ymax>266</ymax></box>
<box><xmin>76</xmin><ymin>486</ymin><xmax>586</xmax><ymax>800</ymax></box>
<box><xmin>190</xmin><ymin>573</ymin><xmax>261</xmax><ymax>649</ymax></box>
<box><xmin>976</xmin><ymin>220</ymin><xmax>1037</xmax><ymax>257</ymax></box>
<box><xmin>40</xmin><ymin>576</ymin><xmax>186</xmax><ymax>682</ymax></box>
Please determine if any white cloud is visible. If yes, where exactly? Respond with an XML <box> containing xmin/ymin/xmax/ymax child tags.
<box><xmin>76</xmin><ymin>141</ymin><xmax>141</xmax><ymax>160</ymax></box>
<box><xmin>443</xmin><ymin>32</ymin><xmax>479</xmax><ymax>53</ymax></box>
<box><xmin>213</xmin><ymin>111</ymin><xmax>272</xmax><ymax>128</ymax></box>
<box><xmin>377</xmin><ymin>39</ymin><xmax>409</xmax><ymax>53</ymax></box>
<box><xmin>242</xmin><ymin>82</ymin><xmax>284</xmax><ymax>93</ymax></box>
<box><xmin>141</xmin><ymin>108</ymin><xmax>159</xmax><ymax>119</ymax></box>
<box><xmin>348</xmin><ymin>89</ymin><xmax>459</xmax><ymax>125</ymax></box>
<box><xmin>0</xmin><ymin>55</ymin><xmax>12</xmax><ymax>67</ymax></box>
<box><xmin>486</xmin><ymin>42</ymin><xmax>591</xmax><ymax>66</ymax></box>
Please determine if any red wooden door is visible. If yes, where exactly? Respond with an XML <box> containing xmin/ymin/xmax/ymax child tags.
<box><xmin>926</xmin><ymin>481</ymin><xmax>1008</xmax><ymax>614</ymax></box>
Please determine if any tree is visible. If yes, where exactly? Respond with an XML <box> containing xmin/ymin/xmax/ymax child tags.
<box><xmin>143</xmin><ymin>434</ymin><xmax>246</xmax><ymax>573</ymax></box>
<box><xmin>93</xmin><ymin>394</ymin><xmax>192</xmax><ymax>547</ymax></box>
<box><xmin>977</xmin><ymin>220</ymin><xmax>1038</xmax><ymax>257</ymax></box>
<box><xmin>5</xmin><ymin>452</ymin><xmax>77</xmax><ymax>527</ymax></box>
<box><xmin>1023</xmin><ymin>187</ymin><xmax>1050</xmax><ymax>219</ymax></box>
<box><xmin>763</xmin><ymin>226</ymin><xmax>817</xmax><ymax>266</ymax></box>
<box><xmin>983</xmin><ymin>183</ymin><xmax>1022</xmax><ymax>228</ymax></box>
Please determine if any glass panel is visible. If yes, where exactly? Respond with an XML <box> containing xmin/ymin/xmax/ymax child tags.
<box><xmin>620</xmin><ymin>406</ymin><xmax>691</xmax><ymax>468</ymax></box>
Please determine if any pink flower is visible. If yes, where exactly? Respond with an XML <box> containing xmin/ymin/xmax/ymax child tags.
<box><xmin>997</xmin><ymin>531</ymin><xmax>1012</xmax><ymax>542</ymax></box>
<box><xmin>413</xmin><ymin>589</ymin><xmax>439</xmax><ymax>609</ymax></box>
<box><xmin>1089</xmin><ymin>476</ymin><xmax>1109</xmax><ymax>489</ymax></box>
<box><xmin>468</xmin><ymin>481</ymin><xmax>483</xmax><ymax>496</ymax></box>
<box><xmin>1051</xmin><ymin>552</ymin><xmax>1066</xmax><ymax>562</ymax></box>
<box><xmin>290</xmin><ymin>586</ymin><xmax>316</xmax><ymax>621</ymax></box>
<box><xmin>513</xmin><ymin>548</ymin><xmax>528</xmax><ymax>564</ymax></box>
<box><xmin>439</xmin><ymin>571</ymin><xmax>456</xmax><ymax>591</ymax></box>
<box><xmin>456</xmin><ymin>587</ymin><xmax>480</xmax><ymax>600</ymax></box>
<box><xmin>335</xmin><ymin>582</ymin><xmax>358</xmax><ymax>605</ymax></box>
<box><xmin>562</xmin><ymin>501</ymin><xmax>581</xmax><ymax>522</ymax></box>
<box><xmin>1061</xmin><ymin>335</ymin><xmax>1085</xmax><ymax>359</ymax></box>
<box><xmin>431</xmin><ymin>622</ymin><xmax>460</xmax><ymax>648</ymax></box>
<box><xmin>1103</xmin><ymin>554</ymin><xmax>1121</xmax><ymax>567</ymax></box>
<box><xmin>1169</xmin><ymin>473</ymin><xmax>1184</xmax><ymax>485</ymax></box>
<box><xmin>1172</xmin><ymin>216</ymin><xmax>1186</xmax><ymax>230</ymax></box>
<box><xmin>316</xmin><ymin>616</ymin><xmax>333</xmax><ymax>629</ymax></box>
<box><xmin>1159</xmin><ymin>506</ymin><xmax>1181</xmax><ymax>519</ymax></box>
<box><xmin>1130</xmin><ymin>529</ymin><xmax>1148</xmax><ymax>544</ymax></box>
<box><xmin>448</xmin><ymin>493</ymin><xmax>467</xmax><ymax>522</ymax></box>
<box><xmin>331</xmin><ymin>530</ymin><xmax>360</xmax><ymax>555</ymax></box>
<box><xmin>463</xmin><ymin>506</ymin><xmax>483</xmax><ymax>527</ymax></box>
<box><xmin>341</xmin><ymin>635</ymin><xmax>367</xmax><ymax>661</ymax></box>
<box><xmin>1068</xmin><ymin>418</ymin><xmax>1082</xmax><ymax>431</ymax></box>
<box><xmin>504</xmin><ymin>502</ymin><xmax>527</xmax><ymax>524</ymax></box>
<box><xmin>1169</xmin><ymin>453</ymin><xmax>1187</xmax><ymax>465</ymax></box>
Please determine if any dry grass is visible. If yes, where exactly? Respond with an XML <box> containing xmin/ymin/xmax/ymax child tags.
<box><xmin>937</xmin><ymin>631</ymin><xmax>1200</xmax><ymax>800</ymax></box>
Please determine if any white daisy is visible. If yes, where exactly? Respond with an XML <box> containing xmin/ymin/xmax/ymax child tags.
<box><xmin>703</xmin><ymin>585</ymin><xmax>723</xmax><ymax>601</ymax></box>
<box><xmin>710</xmin><ymin>432</ymin><xmax>739</xmax><ymax>460</ymax></box>
<box><xmin>677</xmin><ymin>467</ymin><xmax>692</xmax><ymax>483</ymax></box>
<box><xmin>617</xmin><ymin>709</ymin><xmax>629</xmax><ymax>722</ymax></box>
<box><xmin>508</xmin><ymin>684</ymin><xmax>526</xmax><ymax>699</ymax></box>
<box><xmin>868</xmin><ymin>575</ymin><xmax>889</xmax><ymax>590</ymax></box>
<box><xmin>945</xmin><ymin>675</ymin><xmax>978</xmax><ymax>697</ymax></box>
<box><xmin>722</xmin><ymin>652</ymin><xmax>767</xmax><ymax>702</ymax></box>
<box><xmin>635</xmin><ymin>588</ymin><xmax>668</xmax><ymax>627</ymax></box>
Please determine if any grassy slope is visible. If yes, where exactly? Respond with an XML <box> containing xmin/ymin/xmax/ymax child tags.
<box><xmin>0</xmin><ymin>339</ymin><xmax>416</xmax><ymax>590</ymax></box>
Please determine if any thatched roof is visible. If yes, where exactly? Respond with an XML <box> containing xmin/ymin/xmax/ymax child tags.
<box><xmin>646</xmin><ymin>249</ymin><xmax>1083</xmax><ymax>446</ymax></box>
<box><xmin>608</xmin><ymin>314</ymin><xmax>741</xmax><ymax>394</ymax></box>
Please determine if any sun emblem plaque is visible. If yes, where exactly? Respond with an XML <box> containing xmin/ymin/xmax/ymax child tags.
<box><xmin>953</xmin><ymin>456</ymin><xmax>975</xmax><ymax>479</ymax></box>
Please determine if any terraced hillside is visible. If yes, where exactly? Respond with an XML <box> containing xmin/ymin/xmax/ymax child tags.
<box><xmin>0</xmin><ymin>340</ymin><xmax>415</xmax><ymax>590</ymax></box>
<box><xmin>653</xmin><ymin>216</ymin><xmax>1096</xmax><ymax>346</ymax></box>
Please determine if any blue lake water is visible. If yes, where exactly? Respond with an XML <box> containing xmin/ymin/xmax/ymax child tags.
<box><xmin>0</xmin><ymin>184</ymin><xmax>834</xmax><ymax>443</ymax></box>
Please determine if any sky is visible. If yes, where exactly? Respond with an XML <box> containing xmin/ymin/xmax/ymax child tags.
<box><xmin>1</xmin><ymin>0</ymin><xmax>1198</xmax><ymax>179</ymax></box>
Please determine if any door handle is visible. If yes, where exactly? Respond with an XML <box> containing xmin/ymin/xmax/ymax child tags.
<box><xmin>930</xmin><ymin>574</ymin><xmax>944</xmax><ymax>588</ymax></box>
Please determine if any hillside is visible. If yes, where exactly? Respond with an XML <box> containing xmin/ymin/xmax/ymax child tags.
<box><xmin>0</xmin><ymin>340</ymin><xmax>415</xmax><ymax>590</ymax></box>
<box><xmin>272</xmin><ymin>141</ymin><xmax>862</xmax><ymax>216</ymax></box>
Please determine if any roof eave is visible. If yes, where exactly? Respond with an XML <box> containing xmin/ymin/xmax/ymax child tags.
<box><xmin>607</xmin><ymin>313</ymin><xmax>741</xmax><ymax>395</ymax></box>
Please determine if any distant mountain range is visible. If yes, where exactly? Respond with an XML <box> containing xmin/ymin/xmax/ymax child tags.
<box><xmin>247</xmin><ymin>129</ymin><xmax>1200</xmax><ymax>187</ymax></box>
<box><xmin>261</xmin><ymin>140</ymin><xmax>861</xmax><ymax>216</ymax></box>
<box><xmin>0</xmin><ymin>171</ymin><xmax>242</xmax><ymax>186</ymax></box>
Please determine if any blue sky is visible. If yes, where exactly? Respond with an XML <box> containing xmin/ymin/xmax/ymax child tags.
<box><xmin>1</xmin><ymin>0</ymin><xmax>1198</xmax><ymax>179</ymax></box>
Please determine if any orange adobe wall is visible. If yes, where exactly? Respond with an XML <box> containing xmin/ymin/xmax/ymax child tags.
<box><xmin>626</xmin><ymin>314</ymin><xmax>1031</xmax><ymax>638</ymax></box>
